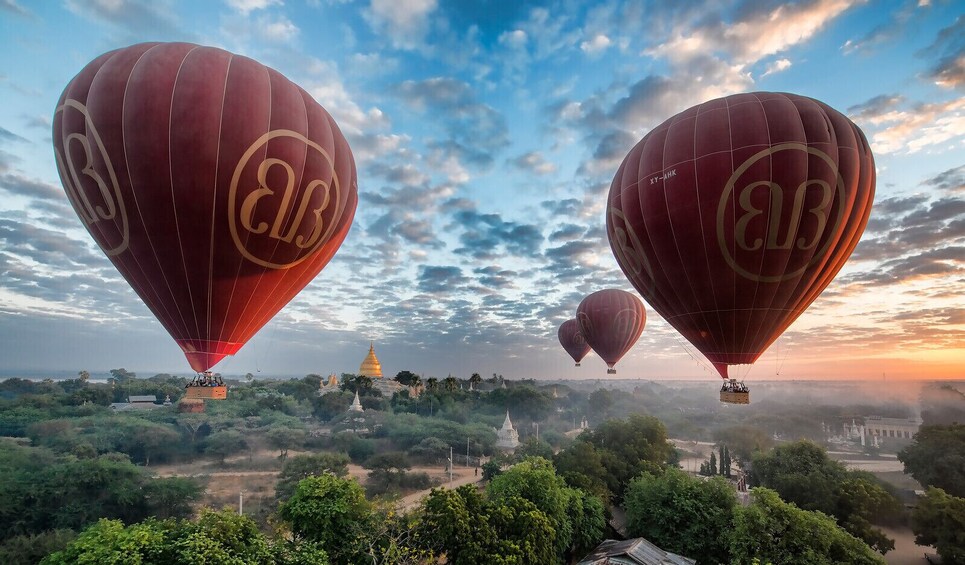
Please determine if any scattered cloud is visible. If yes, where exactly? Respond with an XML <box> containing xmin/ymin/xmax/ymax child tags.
<box><xmin>224</xmin><ymin>0</ymin><xmax>281</xmax><ymax>16</ymax></box>
<box><xmin>580</xmin><ymin>33</ymin><xmax>611</xmax><ymax>55</ymax></box>
<box><xmin>509</xmin><ymin>151</ymin><xmax>557</xmax><ymax>176</ymax></box>
<box><xmin>851</xmin><ymin>95</ymin><xmax>965</xmax><ymax>154</ymax></box>
<box><xmin>761</xmin><ymin>58</ymin><xmax>792</xmax><ymax>78</ymax></box>
<box><xmin>918</xmin><ymin>15</ymin><xmax>965</xmax><ymax>89</ymax></box>
<box><xmin>364</xmin><ymin>0</ymin><xmax>438</xmax><ymax>50</ymax></box>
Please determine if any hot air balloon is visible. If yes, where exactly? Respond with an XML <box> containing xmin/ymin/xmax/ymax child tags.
<box><xmin>53</xmin><ymin>43</ymin><xmax>358</xmax><ymax>397</ymax></box>
<box><xmin>576</xmin><ymin>289</ymin><xmax>647</xmax><ymax>374</ymax></box>
<box><xmin>558</xmin><ymin>319</ymin><xmax>591</xmax><ymax>366</ymax></box>
<box><xmin>606</xmin><ymin>92</ymin><xmax>874</xmax><ymax>402</ymax></box>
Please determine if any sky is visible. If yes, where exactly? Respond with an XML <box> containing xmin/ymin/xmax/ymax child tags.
<box><xmin>0</xmin><ymin>0</ymin><xmax>962</xmax><ymax>382</ymax></box>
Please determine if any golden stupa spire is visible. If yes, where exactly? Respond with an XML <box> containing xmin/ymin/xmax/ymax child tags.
<box><xmin>359</xmin><ymin>341</ymin><xmax>383</xmax><ymax>378</ymax></box>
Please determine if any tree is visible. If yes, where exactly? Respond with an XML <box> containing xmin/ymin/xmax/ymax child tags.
<box><xmin>487</xmin><ymin>457</ymin><xmax>605</xmax><ymax>561</ymax></box>
<box><xmin>729</xmin><ymin>488</ymin><xmax>885</xmax><ymax>565</ymax></box>
<box><xmin>911</xmin><ymin>487</ymin><xmax>965</xmax><ymax>564</ymax></box>
<box><xmin>416</xmin><ymin>484</ymin><xmax>558</xmax><ymax>565</ymax></box>
<box><xmin>394</xmin><ymin>370</ymin><xmax>419</xmax><ymax>386</ymax></box>
<box><xmin>204</xmin><ymin>429</ymin><xmax>248</xmax><ymax>464</ymax></box>
<box><xmin>0</xmin><ymin>530</ymin><xmax>76</xmax><ymax>565</ymax></box>
<box><xmin>710</xmin><ymin>451</ymin><xmax>718</xmax><ymax>475</ymax></box>
<box><xmin>142</xmin><ymin>476</ymin><xmax>204</xmax><ymax>519</ymax></box>
<box><xmin>278</xmin><ymin>474</ymin><xmax>372</xmax><ymax>565</ymax></box>
<box><xmin>425</xmin><ymin>377</ymin><xmax>438</xmax><ymax>391</ymax></box>
<box><xmin>363</xmin><ymin>451</ymin><xmax>412</xmax><ymax>494</ymax></box>
<box><xmin>587</xmin><ymin>389</ymin><xmax>612</xmax><ymax>419</ymax></box>
<box><xmin>443</xmin><ymin>376</ymin><xmax>457</xmax><ymax>392</ymax></box>
<box><xmin>276</xmin><ymin>453</ymin><xmax>351</xmax><ymax>503</ymax></box>
<box><xmin>469</xmin><ymin>373</ymin><xmax>482</xmax><ymax>389</ymax></box>
<box><xmin>77</xmin><ymin>370</ymin><xmax>90</xmax><ymax>384</ymax></box>
<box><xmin>41</xmin><ymin>509</ymin><xmax>328</xmax><ymax>565</ymax></box>
<box><xmin>625</xmin><ymin>467</ymin><xmax>736</xmax><ymax>564</ymax></box>
<box><xmin>751</xmin><ymin>440</ymin><xmax>901</xmax><ymax>554</ymax></box>
<box><xmin>713</xmin><ymin>425</ymin><xmax>774</xmax><ymax>468</ymax></box>
<box><xmin>267</xmin><ymin>426</ymin><xmax>307</xmax><ymax>460</ymax></box>
<box><xmin>898</xmin><ymin>424</ymin><xmax>965</xmax><ymax>497</ymax></box>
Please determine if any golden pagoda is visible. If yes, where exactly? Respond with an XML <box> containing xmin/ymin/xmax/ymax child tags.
<box><xmin>358</xmin><ymin>341</ymin><xmax>383</xmax><ymax>378</ymax></box>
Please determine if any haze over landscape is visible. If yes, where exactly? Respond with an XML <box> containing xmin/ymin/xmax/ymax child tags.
<box><xmin>1</xmin><ymin>0</ymin><xmax>962</xmax><ymax>381</ymax></box>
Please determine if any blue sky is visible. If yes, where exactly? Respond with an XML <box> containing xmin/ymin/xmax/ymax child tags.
<box><xmin>0</xmin><ymin>0</ymin><xmax>962</xmax><ymax>381</ymax></box>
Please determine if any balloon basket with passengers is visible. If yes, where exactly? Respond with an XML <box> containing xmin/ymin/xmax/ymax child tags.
<box><xmin>53</xmin><ymin>43</ymin><xmax>359</xmax><ymax>406</ymax></box>
<box><xmin>559</xmin><ymin>92</ymin><xmax>874</xmax><ymax>403</ymax></box>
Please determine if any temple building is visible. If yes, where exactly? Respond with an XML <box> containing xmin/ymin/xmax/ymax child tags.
<box><xmin>359</xmin><ymin>342</ymin><xmax>383</xmax><ymax>378</ymax></box>
<box><xmin>495</xmin><ymin>411</ymin><xmax>520</xmax><ymax>451</ymax></box>
<box><xmin>318</xmin><ymin>373</ymin><xmax>340</xmax><ymax>395</ymax></box>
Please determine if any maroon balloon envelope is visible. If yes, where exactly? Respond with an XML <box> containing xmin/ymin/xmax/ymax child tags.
<box><xmin>558</xmin><ymin>318</ymin><xmax>591</xmax><ymax>366</ymax></box>
<box><xmin>607</xmin><ymin>92</ymin><xmax>874</xmax><ymax>379</ymax></box>
<box><xmin>52</xmin><ymin>43</ymin><xmax>358</xmax><ymax>372</ymax></box>
<box><xmin>576</xmin><ymin>289</ymin><xmax>647</xmax><ymax>374</ymax></box>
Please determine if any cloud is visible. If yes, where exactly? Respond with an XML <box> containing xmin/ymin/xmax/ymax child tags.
<box><xmin>850</xmin><ymin>95</ymin><xmax>965</xmax><ymax>154</ymax></box>
<box><xmin>225</xmin><ymin>0</ymin><xmax>281</xmax><ymax>15</ymax></box>
<box><xmin>0</xmin><ymin>126</ymin><xmax>28</xmax><ymax>143</ymax></box>
<box><xmin>417</xmin><ymin>265</ymin><xmax>467</xmax><ymax>293</ymax></box>
<box><xmin>0</xmin><ymin>0</ymin><xmax>30</xmax><ymax>17</ymax></box>
<box><xmin>473</xmin><ymin>266</ymin><xmax>518</xmax><ymax>289</ymax></box>
<box><xmin>918</xmin><ymin>15</ymin><xmax>965</xmax><ymax>89</ymax></box>
<box><xmin>498</xmin><ymin>29</ymin><xmax>527</xmax><ymax>49</ymax></box>
<box><xmin>761</xmin><ymin>58</ymin><xmax>792</xmax><ymax>78</ymax></box>
<box><xmin>922</xmin><ymin>165</ymin><xmax>965</xmax><ymax>193</ymax></box>
<box><xmin>364</xmin><ymin>0</ymin><xmax>438</xmax><ymax>50</ymax></box>
<box><xmin>580</xmin><ymin>33</ymin><xmax>612</xmax><ymax>55</ymax></box>
<box><xmin>0</xmin><ymin>172</ymin><xmax>65</xmax><ymax>202</ymax></box>
<box><xmin>258</xmin><ymin>14</ymin><xmax>299</xmax><ymax>42</ymax></box>
<box><xmin>394</xmin><ymin>78</ymin><xmax>508</xmax><ymax>170</ymax></box>
<box><xmin>450</xmin><ymin>208</ymin><xmax>543</xmax><ymax>261</ymax></box>
<box><xmin>509</xmin><ymin>151</ymin><xmax>557</xmax><ymax>176</ymax></box>
<box><xmin>65</xmin><ymin>0</ymin><xmax>184</xmax><ymax>37</ymax></box>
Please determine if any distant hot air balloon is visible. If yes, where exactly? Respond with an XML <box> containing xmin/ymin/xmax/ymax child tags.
<box><xmin>53</xmin><ymin>42</ymin><xmax>358</xmax><ymax>375</ymax></box>
<box><xmin>558</xmin><ymin>319</ymin><xmax>591</xmax><ymax>366</ymax></box>
<box><xmin>607</xmin><ymin>91</ymin><xmax>874</xmax><ymax>381</ymax></box>
<box><xmin>576</xmin><ymin>289</ymin><xmax>647</xmax><ymax>374</ymax></box>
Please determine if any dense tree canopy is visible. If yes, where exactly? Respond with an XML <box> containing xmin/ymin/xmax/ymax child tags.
<box><xmin>730</xmin><ymin>489</ymin><xmax>886</xmax><ymax>565</ymax></box>
<box><xmin>751</xmin><ymin>440</ymin><xmax>901</xmax><ymax>553</ymax></box>
<box><xmin>911</xmin><ymin>487</ymin><xmax>965</xmax><ymax>564</ymax></box>
<box><xmin>898</xmin><ymin>424</ymin><xmax>965</xmax><ymax>497</ymax></box>
<box><xmin>41</xmin><ymin>509</ymin><xmax>327</xmax><ymax>565</ymax></box>
<box><xmin>625</xmin><ymin>467</ymin><xmax>736</xmax><ymax>564</ymax></box>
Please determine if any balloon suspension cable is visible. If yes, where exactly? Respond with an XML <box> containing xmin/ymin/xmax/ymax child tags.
<box><xmin>254</xmin><ymin>319</ymin><xmax>282</xmax><ymax>374</ymax></box>
<box><xmin>668</xmin><ymin>331</ymin><xmax>717</xmax><ymax>377</ymax></box>
<box><xmin>775</xmin><ymin>335</ymin><xmax>792</xmax><ymax>377</ymax></box>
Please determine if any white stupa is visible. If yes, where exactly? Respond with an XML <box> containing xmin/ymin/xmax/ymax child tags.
<box><xmin>495</xmin><ymin>411</ymin><xmax>520</xmax><ymax>450</ymax></box>
<box><xmin>349</xmin><ymin>390</ymin><xmax>364</xmax><ymax>413</ymax></box>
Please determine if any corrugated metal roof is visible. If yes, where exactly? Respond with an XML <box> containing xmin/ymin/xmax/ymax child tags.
<box><xmin>577</xmin><ymin>538</ymin><xmax>697</xmax><ymax>565</ymax></box>
<box><xmin>128</xmin><ymin>395</ymin><xmax>158</xmax><ymax>403</ymax></box>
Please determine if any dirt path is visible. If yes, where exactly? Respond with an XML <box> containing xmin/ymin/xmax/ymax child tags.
<box><xmin>396</xmin><ymin>468</ymin><xmax>483</xmax><ymax>512</ymax></box>
<box><xmin>880</xmin><ymin>526</ymin><xmax>938</xmax><ymax>565</ymax></box>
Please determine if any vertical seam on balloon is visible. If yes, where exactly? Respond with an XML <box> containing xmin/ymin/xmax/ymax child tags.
<box><xmin>207</xmin><ymin>52</ymin><xmax>232</xmax><ymax>358</ymax></box>
<box><xmin>241</xmin><ymin>102</ymin><xmax>340</xmax><ymax>343</ymax></box>
<box><xmin>217</xmin><ymin>61</ymin><xmax>271</xmax><ymax>351</ymax></box>
<box><xmin>692</xmin><ymin>100</ymin><xmax>728</xmax><ymax>365</ymax></box>
<box><xmin>233</xmin><ymin>78</ymin><xmax>313</xmax><ymax>345</ymax></box>
<box><xmin>167</xmin><ymin>46</ymin><xmax>204</xmax><ymax>350</ymax></box>
<box><xmin>749</xmin><ymin>94</ymin><xmax>811</xmax><ymax>373</ymax></box>
<box><xmin>120</xmin><ymin>44</ymin><xmax>192</xmax><ymax>344</ymax></box>
<box><xmin>735</xmin><ymin>93</ymin><xmax>771</xmax><ymax>379</ymax></box>
<box><xmin>724</xmin><ymin>93</ymin><xmax>736</xmax><ymax>379</ymax></box>
<box><xmin>658</xmin><ymin>106</ymin><xmax>713</xmax><ymax>370</ymax></box>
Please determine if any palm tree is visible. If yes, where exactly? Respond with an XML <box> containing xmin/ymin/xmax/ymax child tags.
<box><xmin>469</xmin><ymin>372</ymin><xmax>482</xmax><ymax>389</ymax></box>
<box><xmin>426</xmin><ymin>377</ymin><xmax>438</xmax><ymax>391</ymax></box>
<box><xmin>444</xmin><ymin>375</ymin><xmax>457</xmax><ymax>392</ymax></box>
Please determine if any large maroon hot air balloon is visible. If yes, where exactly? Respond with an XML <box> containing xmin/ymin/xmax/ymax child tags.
<box><xmin>576</xmin><ymin>289</ymin><xmax>646</xmax><ymax>374</ymax></box>
<box><xmin>607</xmin><ymin>92</ymin><xmax>874</xmax><ymax>379</ymax></box>
<box><xmin>53</xmin><ymin>43</ymin><xmax>357</xmax><ymax>373</ymax></box>
<box><xmin>558</xmin><ymin>319</ymin><xmax>591</xmax><ymax>366</ymax></box>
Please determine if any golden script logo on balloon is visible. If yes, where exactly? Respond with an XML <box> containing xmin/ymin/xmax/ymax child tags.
<box><xmin>228</xmin><ymin>129</ymin><xmax>343</xmax><ymax>270</ymax></box>
<box><xmin>716</xmin><ymin>143</ymin><xmax>847</xmax><ymax>283</ymax></box>
<box><xmin>53</xmin><ymin>99</ymin><xmax>129</xmax><ymax>256</ymax></box>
